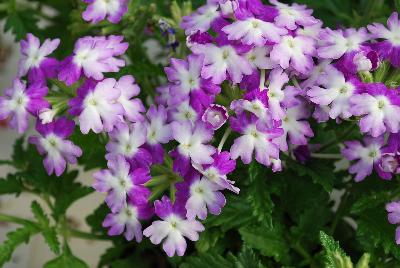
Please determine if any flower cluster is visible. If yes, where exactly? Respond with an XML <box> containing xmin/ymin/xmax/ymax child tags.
<box><xmin>2</xmin><ymin>0</ymin><xmax>400</xmax><ymax>255</ymax></box>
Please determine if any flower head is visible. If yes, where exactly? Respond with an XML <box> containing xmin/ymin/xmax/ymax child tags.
<box><xmin>82</xmin><ymin>0</ymin><xmax>128</xmax><ymax>24</ymax></box>
<box><xmin>115</xmin><ymin>75</ymin><xmax>145</xmax><ymax>123</ymax></box>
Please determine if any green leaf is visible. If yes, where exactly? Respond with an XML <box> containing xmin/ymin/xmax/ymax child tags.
<box><xmin>44</xmin><ymin>245</ymin><xmax>88</xmax><ymax>268</ymax></box>
<box><xmin>205</xmin><ymin>195</ymin><xmax>253</xmax><ymax>232</ymax></box>
<box><xmin>247</xmin><ymin>162</ymin><xmax>274</xmax><ymax>227</ymax></box>
<box><xmin>31</xmin><ymin>201</ymin><xmax>60</xmax><ymax>254</ymax></box>
<box><xmin>239</xmin><ymin>225</ymin><xmax>289</xmax><ymax>263</ymax></box>
<box><xmin>320</xmin><ymin>231</ymin><xmax>353</xmax><ymax>268</ymax></box>
<box><xmin>4</xmin><ymin>10</ymin><xmax>39</xmax><ymax>42</ymax></box>
<box><xmin>289</xmin><ymin>160</ymin><xmax>335</xmax><ymax>192</ymax></box>
<box><xmin>99</xmin><ymin>245</ymin><xmax>129</xmax><ymax>268</ymax></box>
<box><xmin>180</xmin><ymin>252</ymin><xmax>233</xmax><ymax>268</ymax></box>
<box><xmin>355</xmin><ymin>253</ymin><xmax>370</xmax><ymax>268</ymax></box>
<box><xmin>351</xmin><ymin>191</ymin><xmax>391</xmax><ymax>214</ymax></box>
<box><xmin>0</xmin><ymin>174</ymin><xmax>22</xmax><ymax>195</ymax></box>
<box><xmin>0</xmin><ymin>223</ymin><xmax>40</xmax><ymax>266</ymax></box>
<box><xmin>231</xmin><ymin>245</ymin><xmax>264</xmax><ymax>268</ymax></box>
<box><xmin>86</xmin><ymin>203</ymin><xmax>109</xmax><ymax>234</ymax></box>
<box><xmin>11</xmin><ymin>136</ymin><xmax>26</xmax><ymax>169</ymax></box>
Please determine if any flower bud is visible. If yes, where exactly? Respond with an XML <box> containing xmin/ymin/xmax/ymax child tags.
<box><xmin>38</xmin><ymin>108</ymin><xmax>56</xmax><ymax>124</ymax></box>
<box><xmin>201</xmin><ymin>104</ymin><xmax>228</xmax><ymax>130</ymax></box>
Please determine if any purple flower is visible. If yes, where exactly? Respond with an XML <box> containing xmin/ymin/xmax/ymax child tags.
<box><xmin>368</xmin><ymin>12</ymin><xmax>400</xmax><ymax>67</ymax></box>
<box><xmin>176</xmin><ymin>175</ymin><xmax>226</xmax><ymax>220</ymax></box>
<box><xmin>193</xmin><ymin>151</ymin><xmax>239</xmax><ymax>193</ymax></box>
<box><xmin>93</xmin><ymin>155</ymin><xmax>151</xmax><ymax>212</ymax></box>
<box><xmin>230</xmin><ymin>113</ymin><xmax>282</xmax><ymax>166</ymax></box>
<box><xmin>231</xmin><ymin>90</ymin><xmax>270</xmax><ymax>120</ymax></box>
<box><xmin>103</xmin><ymin>202</ymin><xmax>153</xmax><ymax>242</ymax></box>
<box><xmin>106</xmin><ymin>122</ymin><xmax>152</xmax><ymax>167</ymax></box>
<box><xmin>245</xmin><ymin>47</ymin><xmax>277</xmax><ymax>70</ymax></box>
<box><xmin>341</xmin><ymin>136</ymin><xmax>384</xmax><ymax>182</ymax></box>
<box><xmin>28</xmin><ymin>118</ymin><xmax>82</xmax><ymax>177</ymax></box>
<box><xmin>18</xmin><ymin>34</ymin><xmax>60</xmax><ymax>82</ymax></box>
<box><xmin>201</xmin><ymin>104</ymin><xmax>228</xmax><ymax>130</ymax></box>
<box><xmin>171</xmin><ymin>100</ymin><xmax>199</xmax><ymax>124</ymax></box>
<box><xmin>191</xmin><ymin>43</ymin><xmax>252</xmax><ymax>84</ymax></box>
<box><xmin>58</xmin><ymin>36</ymin><xmax>128</xmax><ymax>85</ymax></box>
<box><xmin>115</xmin><ymin>75</ymin><xmax>145</xmax><ymax>122</ymax></box>
<box><xmin>222</xmin><ymin>17</ymin><xmax>287</xmax><ymax>46</ymax></box>
<box><xmin>270</xmin><ymin>0</ymin><xmax>318</xmax><ymax>30</ymax></box>
<box><xmin>172</xmin><ymin>121</ymin><xmax>216</xmax><ymax>165</ymax></box>
<box><xmin>270</xmin><ymin>35</ymin><xmax>316</xmax><ymax>74</ymax></box>
<box><xmin>165</xmin><ymin>54</ymin><xmax>220</xmax><ymax>112</ymax></box>
<box><xmin>266</xmin><ymin>68</ymin><xmax>289</xmax><ymax>120</ymax></box>
<box><xmin>181</xmin><ymin>4</ymin><xmax>220</xmax><ymax>35</ymax></box>
<box><xmin>318</xmin><ymin>28</ymin><xmax>370</xmax><ymax>60</ymax></box>
<box><xmin>0</xmin><ymin>79</ymin><xmax>49</xmax><ymax>133</ymax></box>
<box><xmin>385</xmin><ymin>201</ymin><xmax>400</xmax><ymax>245</ymax></box>
<box><xmin>350</xmin><ymin>83</ymin><xmax>400</xmax><ymax>137</ymax></box>
<box><xmin>143</xmin><ymin>196</ymin><xmax>204</xmax><ymax>257</ymax></box>
<box><xmin>82</xmin><ymin>0</ymin><xmax>128</xmax><ymax>24</ymax></box>
<box><xmin>307</xmin><ymin>67</ymin><xmax>362</xmax><ymax>119</ymax></box>
<box><xmin>69</xmin><ymin>78</ymin><xmax>124</xmax><ymax>134</ymax></box>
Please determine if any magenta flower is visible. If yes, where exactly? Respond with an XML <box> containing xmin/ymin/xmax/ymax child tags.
<box><xmin>191</xmin><ymin>43</ymin><xmax>252</xmax><ymax>84</ymax></box>
<box><xmin>307</xmin><ymin>67</ymin><xmax>362</xmax><ymax>119</ymax></box>
<box><xmin>103</xmin><ymin>202</ymin><xmax>153</xmax><ymax>242</ymax></box>
<box><xmin>266</xmin><ymin>68</ymin><xmax>289</xmax><ymax>120</ymax></box>
<box><xmin>106</xmin><ymin>122</ymin><xmax>152</xmax><ymax>167</ymax></box>
<box><xmin>270</xmin><ymin>35</ymin><xmax>316</xmax><ymax>74</ymax></box>
<box><xmin>341</xmin><ymin>136</ymin><xmax>384</xmax><ymax>182</ymax></box>
<box><xmin>69</xmin><ymin>78</ymin><xmax>124</xmax><ymax>134</ymax></box>
<box><xmin>181</xmin><ymin>4</ymin><xmax>220</xmax><ymax>35</ymax></box>
<box><xmin>18</xmin><ymin>34</ymin><xmax>60</xmax><ymax>82</ymax></box>
<box><xmin>350</xmin><ymin>83</ymin><xmax>400</xmax><ymax>137</ymax></box>
<box><xmin>29</xmin><ymin>118</ymin><xmax>82</xmax><ymax>177</ymax></box>
<box><xmin>82</xmin><ymin>0</ymin><xmax>128</xmax><ymax>24</ymax></box>
<box><xmin>115</xmin><ymin>75</ymin><xmax>145</xmax><ymax>123</ymax></box>
<box><xmin>386</xmin><ymin>201</ymin><xmax>400</xmax><ymax>245</ymax></box>
<box><xmin>176</xmin><ymin>175</ymin><xmax>226</xmax><ymax>220</ymax></box>
<box><xmin>368</xmin><ymin>12</ymin><xmax>400</xmax><ymax>67</ymax></box>
<box><xmin>201</xmin><ymin>104</ymin><xmax>228</xmax><ymax>130</ymax></box>
<box><xmin>270</xmin><ymin>0</ymin><xmax>318</xmax><ymax>30</ymax></box>
<box><xmin>0</xmin><ymin>79</ymin><xmax>49</xmax><ymax>133</ymax></box>
<box><xmin>143</xmin><ymin>196</ymin><xmax>204</xmax><ymax>257</ymax></box>
<box><xmin>222</xmin><ymin>17</ymin><xmax>287</xmax><ymax>46</ymax></box>
<box><xmin>165</xmin><ymin>54</ymin><xmax>220</xmax><ymax>111</ymax></box>
<box><xmin>318</xmin><ymin>28</ymin><xmax>370</xmax><ymax>60</ymax></box>
<box><xmin>58</xmin><ymin>36</ymin><xmax>128</xmax><ymax>85</ymax></box>
<box><xmin>93</xmin><ymin>155</ymin><xmax>151</xmax><ymax>213</ymax></box>
<box><xmin>230</xmin><ymin>113</ymin><xmax>282</xmax><ymax>166</ymax></box>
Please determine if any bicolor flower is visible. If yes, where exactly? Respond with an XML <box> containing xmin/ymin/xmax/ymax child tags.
<box><xmin>82</xmin><ymin>0</ymin><xmax>128</xmax><ymax>24</ymax></box>
<box><xmin>115</xmin><ymin>75</ymin><xmax>145</xmax><ymax>123</ymax></box>
<box><xmin>230</xmin><ymin>113</ymin><xmax>282</xmax><ymax>166</ymax></box>
<box><xmin>59</xmin><ymin>36</ymin><xmax>128</xmax><ymax>85</ymax></box>
<box><xmin>350</xmin><ymin>83</ymin><xmax>400</xmax><ymax>137</ymax></box>
<box><xmin>181</xmin><ymin>4</ymin><xmax>220</xmax><ymax>35</ymax></box>
<box><xmin>341</xmin><ymin>136</ymin><xmax>384</xmax><ymax>182</ymax></box>
<box><xmin>308</xmin><ymin>67</ymin><xmax>361</xmax><ymax>119</ymax></box>
<box><xmin>69</xmin><ymin>78</ymin><xmax>124</xmax><ymax>134</ymax></box>
<box><xmin>245</xmin><ymin>47</ymin><xmax>277</xmax><ymax>70</ymax></box>
<box><xmin>222</xmin><ymin>17</ymin><xmax>287</xmax><ymax>46</ymax></box>
<box><xmin>368</xmin><ymin>12</ymin><xmax>400</xmax><ymax>67</ymax></box>
<box><xmin>270</xmin><ymin>0</ymin><xmax>318</xmax><ymax>30</ymax></box>
<box><xmin>266</xmin><ymin>68</ymin><xmax>289</xmax><ymax>120</ymax></box>
<box><xmin>29</xmin><ymin>118</ymin><xmax>82</xmax><ymax>177</ymax></box>
<box><xmin>385</xmin><ymin>201</ymin><xmax>400</xmax><ymax>245</ymax></box>
<box><xmin>106</xmin><ymin>122</ymin><xmax>152</xmax><ymax>167</ymax></box>
<box><xmin>18</xmin><ymin>34</ymin><xmax>60</xmax><ymax>82</ymax></box>
<box><xmin>0</xmin><ymin>79</ymin><xmax>49</xmax><ymax>133</ymax></box>
<box><xmin>93</xmin><ymin>155</ymin><xmax>151</xmax><ymax>212</ymax></box>
<box><xmin>270</xmin><ymin>35</ymin><xmax>315</xmax><ymax>74</ymax></box>
<box><xmin>318</xmin><ymin>28</ymin><xmax>370</xmax><ymax>60</ymax></box>
<box><xmin>171</xmin><ymin>100</ymin><xmax>199</xmax><ymax>124</ymax></box>
<box><xmin>143</xmin><ymin>196</ymin><xmax>204</xmax><ymax>257</ymax></box>
<box><xmin>191</xmin><ymin>44</ymin><xmax>252</xmax><ymax>84</ymax></box>
<box><xmin>103</xmin><ymin>202</ymin><xmax>153</xmax><ymax>242</ymax></box>
<box><xmin>176</xmin><ymin>176</ymin><xmax>226</xmax><ymax>220</ymax></box>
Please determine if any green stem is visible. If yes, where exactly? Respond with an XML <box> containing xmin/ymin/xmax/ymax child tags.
<box><xmin>330</xmin><ymin>186</ymin><xmax>351</xmax><ymax>235</ymax></box>
<box><xmin>0</xmin><ymin>213</ymin><xmax>37</xmax><ymax>226</ymax></box>
<box><xmin>217</xmin><ymin>128</ymin><xmax>232</xmax><ymax>152</ymax></box>
<box><xmin>68</xmin><ymin>228</ymin><xmax>110</xmax><ymax>241</ymax></box>
<box><xmin>292</xmin><ymin>243</ymin><xmax>317</xmax><ymax>268</ymax></box>
<box><xmin>311</xmin><ymin>153</ymin><xmax>342</xmax><ymax>160</ymax></box>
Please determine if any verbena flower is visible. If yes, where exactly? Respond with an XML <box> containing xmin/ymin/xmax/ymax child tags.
<box><xmin>115</xmin><ymin>75</ymin><xmax>145</xmax><ymax>123</ymax></box>
<box><xmin>270</xmin><ymin>0</ymin><xmax>318</xmax><ymax>30</ymax></box>
<box><xmin>29</xmin><ymin>118</ymin><xmax>82</xmax><ymax>176</ymax></box>
<box><xmin>181</xmin><ymin>4</ymin><xmax>220</xmax><ymax>35</ymax></box>
<box><xmin>82</xmin><ymin>0</ymin><xmax>128</xmax><ymax>24</ymax></box>
<box><xmin>201</xmin><ymin>104</ymin><xmax>228</xmax><ymax>130</ymax></box>
<box><xmin>0</xmin><ymin>79</ymin><xmax>49</xmax><ymax>133</ymax></box>
<box><xmin>386</xmin><ymin>201</ymin><xmax>400</xmax><ymax>244</ymax></box>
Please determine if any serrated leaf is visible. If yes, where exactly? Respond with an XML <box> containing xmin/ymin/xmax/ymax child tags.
<box><xmin>44</xmin><ymin>245</ymin><xmax>88</xmax><ymax>268</ymax></box>
<box><xmin>351</xmin><ymin>191</ymin><xmax>391</xmax><ymax>214</ymax></box>
<box><xmin>239</xmin><ymin>225</ymin><xmax>289</xmax><ymax>263</ymax></box>
<box><xmin>247</xmin><ymin>162</ymin><xmax>274</xmax><ymax>227</ymax></box>
<box><xmin>31</xmin><ymin>201</ymin><xmax>60</xmax><ymax>254</ymax></box>
<box><xmin>0</xmin><ymin>224</ymin><xmax>40</xmax><ymax>266</ymax></box>
<box><xmin>99</xmin><ymin>245</ymin><xmax>128</xmax><ymax>268</ymax></box>
<box><xmin>289</xmin><ymin>160</ymin><xmax>335</xmax><ymax>192</ymax></box>
<box><xmin>4</xmin><ymin>10</ymin><xmax>39</xmax><ymax>42</ymax></box>
<box><xmin>195</xmin><ymin>228</ymin><xmax>224</xmax><ymax>253</ymax></box>
<box><xmin>180</xmin><ymin>252</ymin><xmax>233</xmax><ymax>268</ymax></box>
<box><xmin>231</xmin><ymin>245</ymin><xmax>264</xmax><ymax>268</ymax></box>
<box><xmin>0</xmin><ymin>174</ymin><xmax>22</xmax><ymax>195</ymax></box>
<box><xmin>86</xmin><ymin>203</ymin><xmax>109</xmax><ymax>234</ymax></box>
<box><xmin>320</xmin><ymin>231</ymin><xmax>353</xmax><ymax>268</ymax></box>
